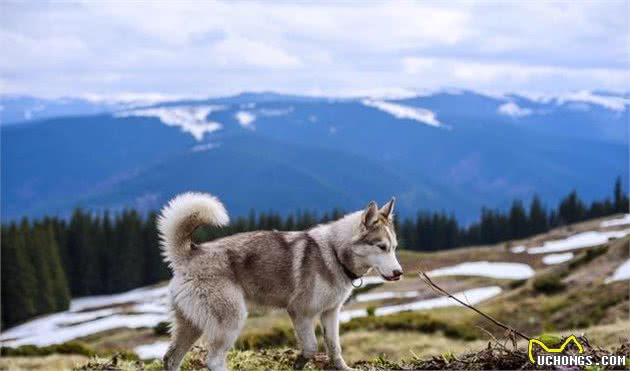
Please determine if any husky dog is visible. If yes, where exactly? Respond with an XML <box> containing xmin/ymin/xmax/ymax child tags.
<box><xmin>158</xmin><ymin>192</ymin><xmax>403</xmax><ymax>371</ymax></box>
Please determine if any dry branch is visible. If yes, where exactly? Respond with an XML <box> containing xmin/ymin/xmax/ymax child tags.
<box><xmin>418</xmin><ymin>271</ymin><xmax>531</xmax><ymax>342</ymax></box>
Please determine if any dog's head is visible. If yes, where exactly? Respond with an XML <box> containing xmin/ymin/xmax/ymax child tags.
<box><xmin>351</xmin><ymin>198</ymin><xmax>403</xmax><ymax>281</ymax></box>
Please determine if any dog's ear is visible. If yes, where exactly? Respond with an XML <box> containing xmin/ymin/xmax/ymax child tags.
<box><xmin>362</xmin><ymin>201</ymin><xmax>379</xmax><ymax>227</ymax></box>
<box><xmin>380</xmin><ymin>197</ymin><xmax>395</xmax><ymax>220</ymax></box>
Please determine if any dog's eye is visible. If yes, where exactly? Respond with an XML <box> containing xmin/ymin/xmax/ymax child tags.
<box><xmin>376</xmin><ymin>243</ymin><xmax>387</xmax><ymax>251</ymax></box>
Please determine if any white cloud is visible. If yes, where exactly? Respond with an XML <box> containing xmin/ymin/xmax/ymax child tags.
<box><xmin>212</xmin><ymin>37</ymin><xmax>301</xmax><ymax>69</ymax></box>
<box><xmin>1</xmin><ymin>1</ymin><xmax>628</xmax><ymax>97</ymax></box>
<box><xmin>402</xmin><ymin>57</ymin><xmax>629</xmax><ymax>93</ymax></box>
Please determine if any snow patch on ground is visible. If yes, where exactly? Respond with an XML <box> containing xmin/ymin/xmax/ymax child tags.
<box><xmin>191</xmin><ymin>142</ymin><xmax>220</xmax><ymax>152</ymax></box>
<box><xmin>542</xmin><ymin>252</ymin><xmax>574</xmax><ymax>265</ymax></box>
<box><xmin>115</xmin><ymin>105</ymin><xmax>224</xmax><ymax>141</ymax></box>
<box><xmin>605</xmin><ymin>259</ymin><xmax>630</xmax><ymax>283</ymax></box>
<box><xmin>527</xmin><ymin>230</ymin><xmax>630</xmax><ymax>254</ymax></box>
<box><xmin>135</xmin><ymin>341</ymin><xmax>170</xmax><ymax>360</ymax></box>
<box><xmin>355</xmin><ymin>290</ymin><xmax>418</xmax><ymax>303</ymax></box>
<box><xmin>70</xmin><ymin>286</ymin><xmax>168</xmax><ymax>312</ymax></box>
<box><xmin>83</xmin><ymin>92</ymin><xmax>193</xmax><ymax>107</ymax></box>
<box><xmin>2</xmin><ymin>313</ymin><xmax>167</xmax><ymax>347</ymax></box>
<box><xmin>1</xmin><ymin>286</ymin><xmax>169</xmax><ymax>347</ymax></box>
<box><xmin>510</xmin><ymin>245</ymin><xmax>526</xmax><ymax>253</ymax></box>
<box><xmin>498</xmin><ymin>102</ymin><xmax>532</xmax><ymax>117</ymax></box>
<box><xmin>428</xmin><ymin>261</ymin><xmax>534</xmax><ymax>279</ymax></box>
<box><xmin>601</xmin><ymin>214</ymin><xmax>630</xmax><ymax>228</ymax></box>
<box><xmin>339</xmin><ymin>286</ymin><xmax>501</xmax><ymax>322</ymax></box>
<box><xmin>235</xmin><ymin>111</ymin><xmax>256</xmax><ymax>128</ymax></box>
<box><xmin>362</xmin><ymin>99</ymin><xmax>442</xmax><ymax>127</ymax></box>
<box><xmin>259</xmin><ymin>107</ymin><xmax>293</xmax><ymax>116</ymax></box>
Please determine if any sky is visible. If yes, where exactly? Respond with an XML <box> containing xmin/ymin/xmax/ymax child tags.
<box><xmin>1</xmin><ymin>0</ymin><xmax>628</xmax><ymax>99</ymax></box>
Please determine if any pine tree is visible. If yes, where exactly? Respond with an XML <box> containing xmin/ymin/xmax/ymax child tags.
<box><xmin>99</xmin><ymin>212</ymin><xmax>115</xmax><ymax>293</ymax></box>
<box><xmin>47</xmin><ymin>218</ymin><xmax>70</xmax><ymax>274</ymax></box>
<box><xmin>284</xmin><ymin>214</ymin><xmax>295</xmax><ymax>231</ymax></box>
<box><xmin>143</xmin><ymin>212</ymin><xmax>169</xmax><ymax>285</ymax></box>
<box><xmin>559</xmin><ymin>191</ymin><xmax>586</xmax><ymax>224</ymax></box>
<box><xmin>528</xmin><ymin>195</ymin><xmax>548</xmax><ymax>235</ymax></box>
<box><xmin>26</xmin><ymin>222</ymin><xmax>56</xmax><ymax>314</ymax></box>
<box><xmin>510</xmin><ymin>200</ymin><xmax>528</xmax><ymax>238</ymax></box>
<box><xmin>480</xmin><ymin>208</ymin><xmax>497</xmax><ymax>244</ymax></box>
<box><xmin>111</xmin><ymin>210</ymin><xmax>145</xmax><ymax>292</ymax></box>
<box><xmin>44</xmin><ymin>224</ymin><xmax>71</xmax><ymax>311</ymax></box>
<box><xmin>399</xmin><ymin>217</ymin><xmax>416</xmax><ymax>250</ymax></box>
<box><xmin>1</xmin><ymin>224</ymin><xmax>38</xmax><ymax>327</ymax></box>
<box><xmin>614</xmin><ymin>176</ymin><xmax>629</xmax><ymax>213</ymax></box>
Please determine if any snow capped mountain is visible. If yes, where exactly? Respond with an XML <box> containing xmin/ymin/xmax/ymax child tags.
<box><xmin>361</xmin><ymin>99</ymin><xmax>444</xmax><ymax>127</ymax></box>
<box><xmin>1</xmin><ymin>90</ymin><xmax>627</xmax><ymax>221</ymax></box>
<box><xmin>516</xmin><ymin>90</ymin><xmax>630</xmax><ymax>112</ymax></box>
<box><xmin>497</xmin><ymin>102</ymin><xmax>533</xmax><ymax>118</ymax></box>
<box><xmin>115</xmin><ymin>105</ymin><xmax>224</xmax><ymax>141</ymax></box>
<box><xmin>234</xmin><ymin>111</ymin><xmax>256</xmax><ymax>128</ymax></box>
<box><xmin>0</xmin><ymin>93</ymin><xmax>189</xmax><ymax>125</ymax></box>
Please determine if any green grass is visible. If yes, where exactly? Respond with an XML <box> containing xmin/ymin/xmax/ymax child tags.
<box><xmin>568</xmin><ymin>245</ymin><xmax>609</xmax><ymax>270</ymax></box>
<box><xmin>532</xmin><ymin>272</ymin><xmax>566</xmax><ymax>294</ymax></box>
<box><xmin>235</xmin><ymin>326</ymin><xmax>296</xmax><ymax>350</ymax></box>
<box><xmin>1</xmin><ymin>342</ymin><xmax>97</xmax><ymax>358</ymax></box>
<box><xmin>341</xmin><ymin>311</ymin><xmax>479</xmax><ymax>341</ymax></box>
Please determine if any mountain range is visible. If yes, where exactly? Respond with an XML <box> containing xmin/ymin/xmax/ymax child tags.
<box><xmin>1</xmin><ymin>90</ymin><xmax>628</xmax><ymax>222</ymax></box>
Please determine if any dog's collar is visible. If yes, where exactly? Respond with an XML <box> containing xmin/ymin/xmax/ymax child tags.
<box><xmin>332</xmin><ymin>245</ymin><xmax>362</xmax><ymax>281</ymax></box>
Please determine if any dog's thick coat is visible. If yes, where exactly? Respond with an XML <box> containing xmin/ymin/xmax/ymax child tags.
<box><xmin>159</xmin><ymin>192</ymin><xmax>402</xmax><ymax>371</ymax></box>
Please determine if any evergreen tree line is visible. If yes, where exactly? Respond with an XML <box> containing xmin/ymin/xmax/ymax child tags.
<box><xmin>398</xmin><ymin>177</ymin><xmax>629</xmax><ymax>251</ymax></box>
<box><xmin>1</xmin><ymin>177</ymin><xmax>627</xmax><ymax>329</ymax></box>
<box><xmin>1</xmin><ymin>221</ymin><xmax>70</xmax><ymax>329</ymax></box>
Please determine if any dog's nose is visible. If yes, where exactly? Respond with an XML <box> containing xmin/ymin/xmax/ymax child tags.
<box><xmin>392</xmin><ymin>269</ymin><xmax>403</xmax><ymax>278</ymax></box>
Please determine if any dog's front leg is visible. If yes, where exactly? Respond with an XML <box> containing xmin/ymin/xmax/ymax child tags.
<box><xmin>321</xmin><ymin>307</ymin><xmax>353</xmax><ymax>371</ymax></box>
<box><xmin>289</xmin><ymin>312</ymin><xmax>318</xmax><ymax>370</ymax></box>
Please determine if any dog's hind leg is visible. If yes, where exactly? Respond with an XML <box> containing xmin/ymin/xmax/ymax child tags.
<box><xmin>288</xmin><ymin>310</ymin><xmax>318</xmax><ymax>370</ymax></box>
<box><xmin>204</xmin><ymin>283</ymin><xmax>247</xmax><ymax>371</ymax></box>
<box><xmin>163</xmin><ymin>308</ymin><xmax>202</xmax><ymax>371</ymax></box>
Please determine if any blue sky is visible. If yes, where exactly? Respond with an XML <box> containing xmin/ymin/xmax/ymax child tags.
<box><xmin>1</xmin><ymin>0</ymin><xmax>628</xmax><ymax>99</ymax></box>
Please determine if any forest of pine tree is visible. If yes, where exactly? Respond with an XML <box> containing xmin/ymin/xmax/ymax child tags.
<box><xmin>1</xmin><ymin>177</ymin><xmax>628</xmax><ymax>329</ymax></box>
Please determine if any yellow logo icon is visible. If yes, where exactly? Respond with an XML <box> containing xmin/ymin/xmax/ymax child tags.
<box><xmin>528</xmin><ymin>335</ymin><xmax>584</xmax><ymax>364</ymax></box>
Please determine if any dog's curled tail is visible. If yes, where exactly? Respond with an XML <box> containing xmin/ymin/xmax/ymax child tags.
<box><xmin>158</xmin><ymin>192</ymin><xmax>229</xmax><ymax>270</ymax></box>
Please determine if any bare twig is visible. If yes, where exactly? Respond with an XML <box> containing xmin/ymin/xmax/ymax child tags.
<box><xmin>418</xmin><ymin>271</ymin><xmax>531</xmax><ymax>342</ymax></box>
<box><xmin>475</xmin><ymin>325</ymin><xmax>507</xmax><ymax>350</ymax></box>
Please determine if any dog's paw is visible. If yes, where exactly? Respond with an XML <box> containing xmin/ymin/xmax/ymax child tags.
<box><xmin>330</xmin><ymin>358</ymin><xmax>356</xmax><ymax>371</ymax></box>
<box><xmin>293</xmin><ymin>353</ymin><xmax>309</xmax><ymax>370</ymax></box>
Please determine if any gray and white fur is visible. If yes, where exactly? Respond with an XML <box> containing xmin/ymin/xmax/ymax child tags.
<box><xmin>158</xmin><ymin>192</ymin><xmax>403</xmax><ymax>371</ymax></box>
